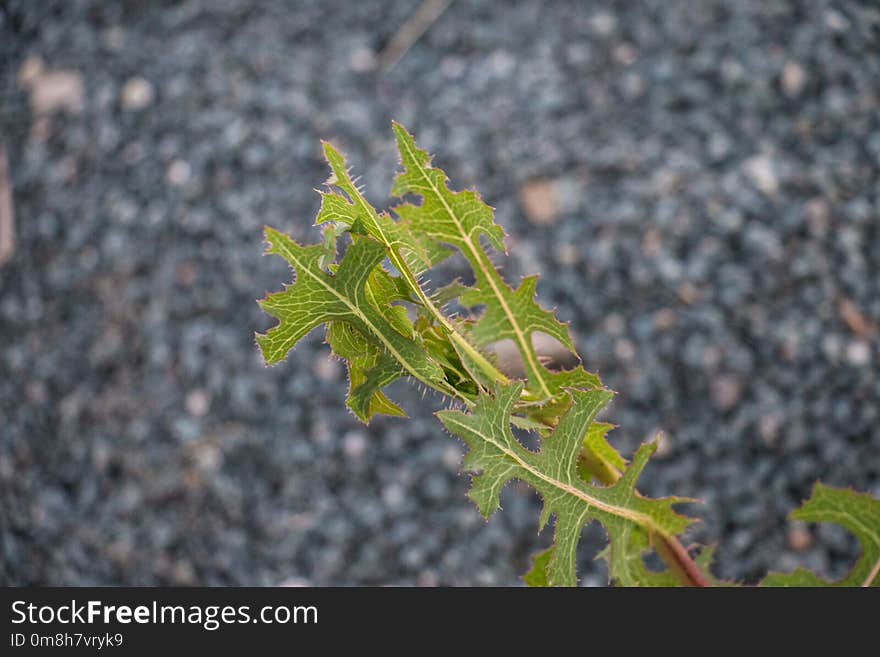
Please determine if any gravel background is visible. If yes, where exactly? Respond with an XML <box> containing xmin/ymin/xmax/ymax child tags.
<box><xmin>2</xmin><ymin>0</ymin><xmax>879</xmax><ymax>586</ymax></box>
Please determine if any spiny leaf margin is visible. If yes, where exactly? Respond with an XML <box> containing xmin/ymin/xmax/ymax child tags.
<box><xmin>761</xmin><ymin>484</ymin><xmax>880</xmax><ymax>587</ymax></box>
<box><xmin>255</xmin><ymin>123</ymin><xmax>880</xmax><ymax>587</ymax></box>
<box><xmin>437</xmin><ymin>382</ymin><xmax>695</xmax><ymax>586</ymax></box>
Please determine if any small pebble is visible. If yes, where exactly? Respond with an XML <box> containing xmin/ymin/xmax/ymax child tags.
<box><xmin>614</xmin><ymin>338</ymin><xmax>636</xmax><ymax>362</ymax></box>
<box><xmin>781</xmin><ymin>61</ymin><xmax>806</xmax><ymax>98</ymax></box>
<box><xmin>166</xmin><ymin>159</ymin><xmax>192</xmax><ymax>186</ymax></box>
<box><xmin>710</xmin><ymin>374</ymin><xmax>744</xmax><ymax>412</ymax></box>
<box><xmin>19</xmin><ymin>57</ymin><xmax>84</xmax><ymax>115</ymax></box>
<box><xmin>590</xmin><ymin>12</ymin><xmax>617</xmax><ymax>36</ymax></box>
<box><xmin>342</xmin><ymin>430</ymin><xmax>367</xmax><ymax>460</ymax></box>
<box><xmin>787</xmin><ymin>522</ymin><xmax>813</xmax><ymax>552</ymax></box>
<box><xmin>845</xmin><ymin>340</ymin><xmax>871</xmax><ymax>367</ymax></box>
<box><xmin>555</xmin><ymin>243</ymin><xmax>578</xmax><ymax>267</ymax></box>
<box><xmin>743</xmin><ymin>154</ymin><xmax>779</xmax><ymax>196</ymax></box>
<box><xmin>653</xmin><ymin>309</ymin><xmax>676</xmax><ymax>331</ymax></box>
<box><xmin>442</xmin><ymin>445</ymin><xmax>462</xmax><ymax>471</ymax></box>
<box><xmin>121</xmin><ymin>77</ymin><xmax>155</xmax><ymax>111</ymax></box>
<box><xmin>382</xmin><ymin>484</ymin><xmax>405</xmax><ymax>511</ymax></box>
<box><xmin>519</xmin><ymin>179</ymin><xmax>559</xmax><ymax>225</ymax></box>
<box><xmin>185</xmin><ymin>389</ymin><xmax>210</xmax><ymax>417</ymax></box>
<box><xmin>758</xmin><ymin>414</ymin><xmax>780</xmax><ymax>447</ymax></box>
<box><xmin>348</xmin><ymin>46</ymin><xmax>376</xmax><ymax>73</ymax></box>
<box><xmin>313</xmin><ymin>354</ymin><xmax>340</xmax><ymax>381</ymax></box>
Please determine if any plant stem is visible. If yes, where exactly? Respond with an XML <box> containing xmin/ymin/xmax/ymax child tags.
<box><xmin>439</xmin><ymin>380</ymin><xmax>709</xmax><ymax>586</ymax></box>
<box><xmin>518</xmin><ymin>400</ymin><xmax>709</xmax><ymax>587</ymax></box>
<box><xmin>652</xmin><ymin>531</ymin><xmax>711</xmax><ymax>588</ymax></box>
<box><xmin>863</xmin><ymin>556</ymin><xmax>880</xmax><ymax>587</ymax></box>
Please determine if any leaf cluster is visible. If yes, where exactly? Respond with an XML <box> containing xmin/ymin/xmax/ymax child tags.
<box><xmin>257</xmin><ymin>124</ymin><xmax>879</xmax><ymax>587</ymax></box>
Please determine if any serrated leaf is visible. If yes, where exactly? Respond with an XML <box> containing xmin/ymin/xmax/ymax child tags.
<box><xmin>256</xmin><ymin>227</ymin><xmax>445</xmax><ymax>399</ymax></box>
<box><xmin>529</xmin><ymin>517</ymin><xmax>717</xmax><ymax>588</ymax></box>
<box><xmin>593</xmin><ymin>536</ymin><xmax>721</xmax><ymax>588</ymax></box>
<box><xmin>430</xmin><ymin>278</ymin><xmax>472</xmax><ymax>308</ymax></box>
<box><xmin>320</xmin><ymin>140</ymin><xmax>510</xmax><ymax>396</ymax></box>
<box><xmin>761</xmin><ymin>484</ymin><xmax>880</xmax><ymax>587</ymax></box>
<box><xmin>458</xmin><ymin>274</ymin><xmax>569</xmax><ymax>358</ymax></box>
<box><xmin>594</xmin><ymin>531</ymin><xmax>680</xmax><ymax>587</ymax></box>
<box><xmin>437</xmin><ymin>383</ymin><xmax>695</xmax><ymax>586</ymax></box>
<box><xmin>325</xmin><ymin>322</ymin><xmax>406</xmax><ymax>421</ymax></box>
<box><xmin>319</xmin><ymin>145</ymin><xmax>443</xmax><ymax>276</ymax></box>
<box><xmin>321</xmin><ymin>251</ymin><xmax>415</xmax><ymax>421</ymax></box>
<box><xmin>365</xmin><ymin>266</ymin><xmax>413</xmax><ymax>338</ymax></box>
<box><xmin>392</xmin><ymin>122</ymin><xmax>598</xmax><ymax>401</ymax></box>
<box><xmin>254</xmin><ymin>127</ymin><xmax>713</xmax><ymax>589</ymax></box>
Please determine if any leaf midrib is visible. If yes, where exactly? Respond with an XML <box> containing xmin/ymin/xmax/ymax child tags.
<box><xmin>439</xmin><ymin>413</ymin><xmax>659</xmax><ymax>532</ymax></box>
<box><xmin>273</xmin><ymin>238</ymin><xmax>436</xmax><ymax>392</ymax></box>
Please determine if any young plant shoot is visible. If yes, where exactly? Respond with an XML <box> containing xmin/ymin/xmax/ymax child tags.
<box><xmin>257</xmin><ymin>124</ymin><xmax>880</xmax><ymax>587</ymax></box>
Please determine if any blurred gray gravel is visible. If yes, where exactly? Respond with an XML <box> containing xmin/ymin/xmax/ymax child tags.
<box><xmin>1</xmin><ymin>0</ymin><xmax>879</xmax><ymax>585</ymax></box>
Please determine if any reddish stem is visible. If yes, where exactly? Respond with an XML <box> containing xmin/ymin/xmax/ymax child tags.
<box><xmin>579</xmin><ymin>450</ymin><xmax>710</xmax><ymax>587</ymax></box>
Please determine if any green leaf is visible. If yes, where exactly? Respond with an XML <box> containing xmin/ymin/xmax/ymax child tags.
<box><xmin>392</xmin><ymin>122</ymin><xmax>599</xmax><ymax>401</ymax></box>
<box><xmin>761</xmin><ymin>484</ymin><xmax>880</xmax><ymax>587</ymax></box>
<box><xmin>320</xmin><ymin>140</ymin><xmax>511</xmax><ymax>395</ymax></box>
<box><xmin>319</xmin><ymin>144</ymin><xmax>442</xmax><ymax>276</ymax></box>
<box><xmin>364</xmin><ymin>266</ymin><xmax>413</xmax><ymax>338</ymax></box>
<box><xmin>577</xmin><ymin>421</ymin><xmax>626</xmax><ymax>485</ymax></box>
<box><xmin>523</xmin><ymin>547</ymin><xmax>552</xmax><ymax>587</ymax></box>
<box><xmin>596</xmin><ymin>538</ymin><xmax>721</xmax><ymax>588</ymax></box>
<box><xmin>429</xmin><ymin>278</ymin><xmax>472</xmax><ymax>309</ymax></box>
<box><xmin>321</xmin><ymin>246</ymin><xmax>416</xmax><ymax>421</ymax></box>
<box><xmin>325</xmin><ymin>322</ymin><xmax>406</xmax><ymax>422</ymax></box>
<box><xmin>583</xmin><ymin>422</ymin><xmax>626</xmax><ymax>472</ymax></box>
<box><xmin>437</xmin><ymin>382</ymin><xmax>694</xmax><ymax>586</ymax></box>
<box><xmin>595</xmin><ymin>530</ymin><xmax>680</xmax><ymax>587</ymax></box>
<box><xmin>256</xmin><ymin>227</ymin><xmax>445</xmax><ymax>396</ymax></box>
